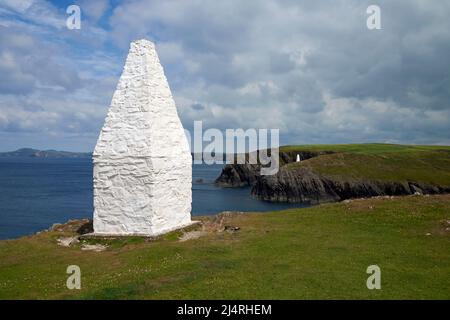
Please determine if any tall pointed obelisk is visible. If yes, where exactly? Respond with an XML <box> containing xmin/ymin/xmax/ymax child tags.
<box><xmin>93</xmin><ymin>39</ymin><xmax>193</xmax><ymax>236</ymax></box>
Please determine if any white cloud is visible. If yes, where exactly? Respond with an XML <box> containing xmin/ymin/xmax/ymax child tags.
<box><xmin>0</xmin><ymin>0</ymin><xmax>65</xmax><ymax>28</ymax></box>
<box><xmin>77</xmin><ymin>0</ymin><xmax>110</xmax><ymax>22</ymax></box>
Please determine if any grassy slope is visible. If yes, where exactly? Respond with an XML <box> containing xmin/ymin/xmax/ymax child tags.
<box><xmin>281</xmin><ymin>144</ymin><xmax>450</xmax><ymax>186</ymax></box>
<box><xmin>0</xmin><ymin>194</ymin><xmax>449</xmax><ymax>299</ymax></box>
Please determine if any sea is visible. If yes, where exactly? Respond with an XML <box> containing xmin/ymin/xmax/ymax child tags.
<box><xmin>0</xmin><ymin>157</ymin><xmax>306</xmax><ymax>240</ymax></box>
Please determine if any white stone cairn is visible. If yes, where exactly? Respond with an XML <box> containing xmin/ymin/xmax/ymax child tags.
<box><xmin>93</xmin><ymin>39</ymin><xmax>193</xmax><ymax>236</ymax></box>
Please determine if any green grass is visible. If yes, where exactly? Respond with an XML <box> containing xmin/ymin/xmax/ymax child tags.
<box><xmin>281</xmin><ymin>143</ymin><xmax>450</xmax><ymax>154</ymax></box>
<box><xmin>281</xmin><ymin>143</ymin><xmax>450</xmax><ymax>186</ymax></box>
<box><xmin>0</xmin><ymin>194</ymin><xmax>449</xmax><ymax>299</ymax></box>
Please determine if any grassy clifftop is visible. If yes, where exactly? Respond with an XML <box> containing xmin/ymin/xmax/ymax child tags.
<box><xmin>245</xmin><ymin>144</ymin><xmax>450</xmax><ymax>202</ymax></box>
<box><xmin>282</xmin><ymin>144</ymin><xmax>450</xmax><ymax>186</ymax></box>
<box><xmin>0</xmin><ymin>194</ymin><xmax>449</xmax><ymax>299</ymax></box>
<box><xmin>281</xmin><ymin>143</ymin><xmax>450</xmax><ymax>154</ymax></box>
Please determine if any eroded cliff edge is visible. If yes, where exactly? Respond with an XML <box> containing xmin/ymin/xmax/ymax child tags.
<box><xmin>215</xmin><ymin>145</ymin><xmax>450</xmax><ymax>204</ymax></box>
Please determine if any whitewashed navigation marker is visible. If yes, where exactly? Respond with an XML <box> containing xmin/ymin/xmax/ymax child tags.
<box><xmin>296</xmin><ymin>154</ymin><xmax>300</xmax><ymax>162</ymax></box>
<box><xmin>93</xmin><ymin>39</ymin><xmax>193</xmax><ymax>236</ymax></box>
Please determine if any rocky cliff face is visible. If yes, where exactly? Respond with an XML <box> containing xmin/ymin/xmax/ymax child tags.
<box><xmin>215</xmin><ymin>150</ymin><xmax>332</xmax><ymax>188</ymax></box>
<box><xmin>215</xmin><ymin>150</ymin><xmax>450</xmax><ymax>203</ymax></box>
<box><xmin>214</xmin><ymin>164</ymin><xmax>261</xmax><ymax>187</ymax></box>
<box><xmin>251</xmin><ymin>166</ymin><xmax>339</xmax><ymax>203</ymax></box>
<box><xmin>252</xmin><ymin>165</ymin><xmax>450</xmax><ymax>203</ymax></box>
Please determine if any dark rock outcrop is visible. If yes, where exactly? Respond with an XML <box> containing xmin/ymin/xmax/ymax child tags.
<box><xmin>251</xmin><ymin>166</ymin><xmax>340</xmax><ymax>203</ymax></box>
<box><xmin>215</xmin><ymin>164</ymin><xmax>261</xmax><ymax>187</ymax></box>
<box><xmin>215</xmin><ymin>150</ymin><xmax>332</xmax><ymax>187</ymax></box>
<box><xmin>251</xmin><ymin>165</ymin><xmax>450</xmax><ymax>203</ymax></box>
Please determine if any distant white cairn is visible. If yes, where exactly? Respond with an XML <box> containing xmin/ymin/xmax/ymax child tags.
<box><xmin>93</xmin><ymin>39</ymin><xmax>194</xmax><ymax>236</ymax></box>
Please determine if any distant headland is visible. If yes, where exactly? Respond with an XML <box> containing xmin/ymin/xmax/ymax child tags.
<box><xmin>0</xmin><ymin>148</ymin><xmax>92</xmax><ymax>158</ymax></box>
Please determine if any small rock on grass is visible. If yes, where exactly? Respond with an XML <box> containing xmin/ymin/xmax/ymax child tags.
<box><xmin>178</xmin><ymin>231</ymin><xmax>207</xmax><ymax>242</ymax></box>
<box><xmin>223</xmin><ymin>226</ymin><xmax>240</xmax><ymax>233</ymax></box>
<box><xmin>50</xmin><ymin>223</ymin><xmax>63</xmax><ymax>231</ymax></box>
<box><xmin>81</xmin><ymin>244</ymin><xmax>108</xmax><ymax>252</ymax></box>
<box><xmin>57</xmin><ymin>236</ymin><xmax>79</xmax><ymax>247</ymax></box>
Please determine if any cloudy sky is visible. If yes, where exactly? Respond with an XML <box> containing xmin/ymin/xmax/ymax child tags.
<box><xmin>0</xmin><ymin>0</ymin><xmax>449</xmax><ymax>152</ymax></box>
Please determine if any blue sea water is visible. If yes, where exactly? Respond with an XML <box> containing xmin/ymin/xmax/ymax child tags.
<box><xmin>0</xmin><ymin>158</ymin><xmax>305</xmax><ymax>240</ymax></box>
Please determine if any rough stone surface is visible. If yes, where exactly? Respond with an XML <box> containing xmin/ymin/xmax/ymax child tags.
<box><xmin>57</xmin><ymin>237</ymin><xmax>79</xmax><ymax>247</ymax></box>
<box><xmin>251</xmin><ymin>167</ymin><xmax>450</xmax><ymax>203</ymax></box>
<box><xmin>215</xmin><ymin>150</ymin><xmax>332</xmax><ymax>187</ymax></box>
<box><xmin>81</xmin><ymin>244</ymin><xmax>108</xmax><ymax>252</ymax></box>
<box><xmin>93</xmin><ymin>39</ymin><xmax>192</xmax><ymax>236</ymax></box>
